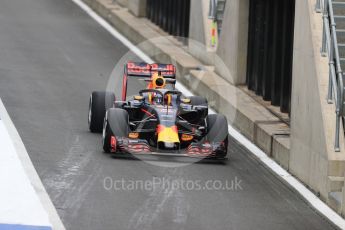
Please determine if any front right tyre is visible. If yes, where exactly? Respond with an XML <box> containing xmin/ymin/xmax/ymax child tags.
<box><xmin>102</xmin><ymin>108</ymin><xmax>129</xmax><ymax>153</ymax></box>
<box><xmin>88</xmin><ymin>91</ymin><xmax>115</xmax><ymax>133</ymax></box>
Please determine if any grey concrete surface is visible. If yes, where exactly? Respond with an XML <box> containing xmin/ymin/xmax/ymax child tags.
<box><xmin>128</xmin><ymin>0</ymin><xmax>147</xmax><ymax>17</ymax></box>
<box><xmin>0</xmin><ymin>0</ymin><xmax>339</xmax><ymax>229</ymax></box>
<box><xmin>215</xmin><ymin>0</ymin><xmax>249</xmax><ymax>85</ymax></box>
<box><xmin>188</xmin><ymin>0</ymin><xmax>217</xmax><ymax>66</ymax></box>
<box><xmin>290</xmin><ymin>0</ymin><xmax>345</xmax><ymax>202</ymax></box>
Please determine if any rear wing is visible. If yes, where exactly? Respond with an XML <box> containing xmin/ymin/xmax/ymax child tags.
<box><xmin>121</xmin><ymin>62</ymin><xmax>177</xmax><ymax>101</ymax></box>
<box><xmin>125</xmin><ymin>62</ymin><xmax>176</xmax><ymax>79</ymax></box>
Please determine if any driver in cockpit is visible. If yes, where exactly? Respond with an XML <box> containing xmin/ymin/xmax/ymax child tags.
<box><xmin>146</xmin><ymin>72</ymin><xmax>172</xmax><ymax>105</ymax></box>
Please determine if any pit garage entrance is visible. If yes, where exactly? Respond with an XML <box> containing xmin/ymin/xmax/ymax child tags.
<box><xmin>146</xmin><ymin>0</ymin><xmax>191</xmax><ymax>38</ymax></box>
<box><xmin>246</xmin><ymin>0</ymin><xmax>296</xmax><ymax>113</ymax></box>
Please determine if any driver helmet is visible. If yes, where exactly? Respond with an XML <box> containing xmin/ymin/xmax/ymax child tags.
<box><xmin>148</xmin><ymin>72</ymin><xmax>166</xmax><ymax>89</ymax></box>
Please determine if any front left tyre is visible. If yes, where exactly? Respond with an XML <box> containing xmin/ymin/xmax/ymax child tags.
<box><xmin>88</xmin><ymin>91</ymin><xmax>115</xmax><ymax>133</ymax></box>
<box><xmin>206</xmin><ymin>114</ymin><xmax>229</xmax><ymax>158</ymax></box>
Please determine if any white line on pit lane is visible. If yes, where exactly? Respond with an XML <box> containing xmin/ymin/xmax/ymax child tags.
<box><xmin>0</xmin><ymin>99</ymin><xmax>65</xmax><ymax>230</ymax></box>
<box><xmin>69</xmin><ymin>0</ymin><xmax>345</xmax><ymax>228</ymax></box>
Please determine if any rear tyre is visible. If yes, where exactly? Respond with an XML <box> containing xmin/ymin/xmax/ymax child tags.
<box><xmin>206</xmin><ymin>114</ymin><xmax>229</xmax><ymax>157</ymax></box>
<box><xmin>102</xmin><ymin>108</ymin><xmax>129</xmax><ymax>153</ymax></box>
<box><xmin>188</xmin><ymin>96</ymin><xmax>208</xmax><ymax>106</ymax></box>
<box><xmin>88</xmin><ymin>91</ymin><xmax>115</xmax><ymax>133</ymax></box>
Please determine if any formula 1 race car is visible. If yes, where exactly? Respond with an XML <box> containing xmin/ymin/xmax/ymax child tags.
<box><xmin>88</xmin><ymin>62</ymin><xmax>228</xmax><ymax>159</ymax></box>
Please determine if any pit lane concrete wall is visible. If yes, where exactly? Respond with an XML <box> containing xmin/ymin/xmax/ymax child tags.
<box><xmin>215</xmin><ymin>0</ymin><xmax>249</xmax><ymax>85</ymax></box>
<box><xmin>188</xmin><ymin>0</ymin><xmax>249</xmax><ymax>85</ymax></box>
<box><xmin>290</xmin><ymin>0</ymin><xmax>345</xmax><ymax>202</ymax></box>
<box><xmin>215</xmin><ymin>0</ymin><xmax>345</xmax><ymax>206</ymax></box>
<box><xmin>188</xmin><ymin>0</ymin><xmax>217</xmax><ymax>66</ymax></box>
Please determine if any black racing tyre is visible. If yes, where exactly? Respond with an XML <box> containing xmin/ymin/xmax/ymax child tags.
<box><xmin>88</xmin><ymin>91</ymin><xmax>115</xmax><ymax>133</ymax></box>
<box><xmin>102</xmin><ymin>108</ymin><xmax>129</xmax><ymax>153</ymax></box>
<box><xmin>188</xmin><ymin>96</ymin><xmax>208</xmax><ymax>106</ymax></box>
<box><xmin>206</xmin><ymin>114</ymin><xmax>229</xmax><ymax>156</ymax></box>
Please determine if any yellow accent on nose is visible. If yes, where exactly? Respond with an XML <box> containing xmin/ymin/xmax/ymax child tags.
<box><xmin>158</xmin><ymin>127</ymin><xmax>180</xmax><ymax>143</ymax></box>
<box><xmin>181</xmin><ymin>134</ymin><xmax>193</xmax><ymax>141</ymax></box>
<box><xmin>134</xmin><ymin>96</ymin><xmax>144</xmax><ymax>101</ymax></box>
<box><xmin>166</xmin><ymin>94</ymin><xmax>172</xmax><ymax>106</ymax></box>
<box><xmin>148</xmin><ymin>93</ymin><xmax>152</xmax><ymax>103</ymax></box>
<box><xmin>129</xmin><ymin>133</ymin><xmax>139</xmax><ymax>139</ymax></box>
<box><xmin>181</xmin><ymin>98</ymin><xmax>191</xmax><ymax>104</ymax></box>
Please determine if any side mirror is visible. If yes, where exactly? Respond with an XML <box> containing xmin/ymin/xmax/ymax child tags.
<box><xmin>181</xmin><ymin>98</ymin><xmax>191</xmax><ymax>104</ymax></box>
<box><xmin>134</xmin><ymin>95</ymin><xmax>144</xmax><ymax>101</ymax></box>
<box><xmin>193</xmin><ymin>105</ymin><xmax>208</xmax><ymax>110</ymax></box>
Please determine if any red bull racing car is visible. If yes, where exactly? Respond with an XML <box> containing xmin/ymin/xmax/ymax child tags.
<box><xmin>88</xmin><ymin>62</ymin><xmax>228</xmax><ymax>159</ymax></box>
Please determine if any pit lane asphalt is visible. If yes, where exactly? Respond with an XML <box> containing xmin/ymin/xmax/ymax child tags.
<box><xmin>0</xmin><ymin>0</ymin><xmax>338</xmax><ymax>229</ymax></box>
